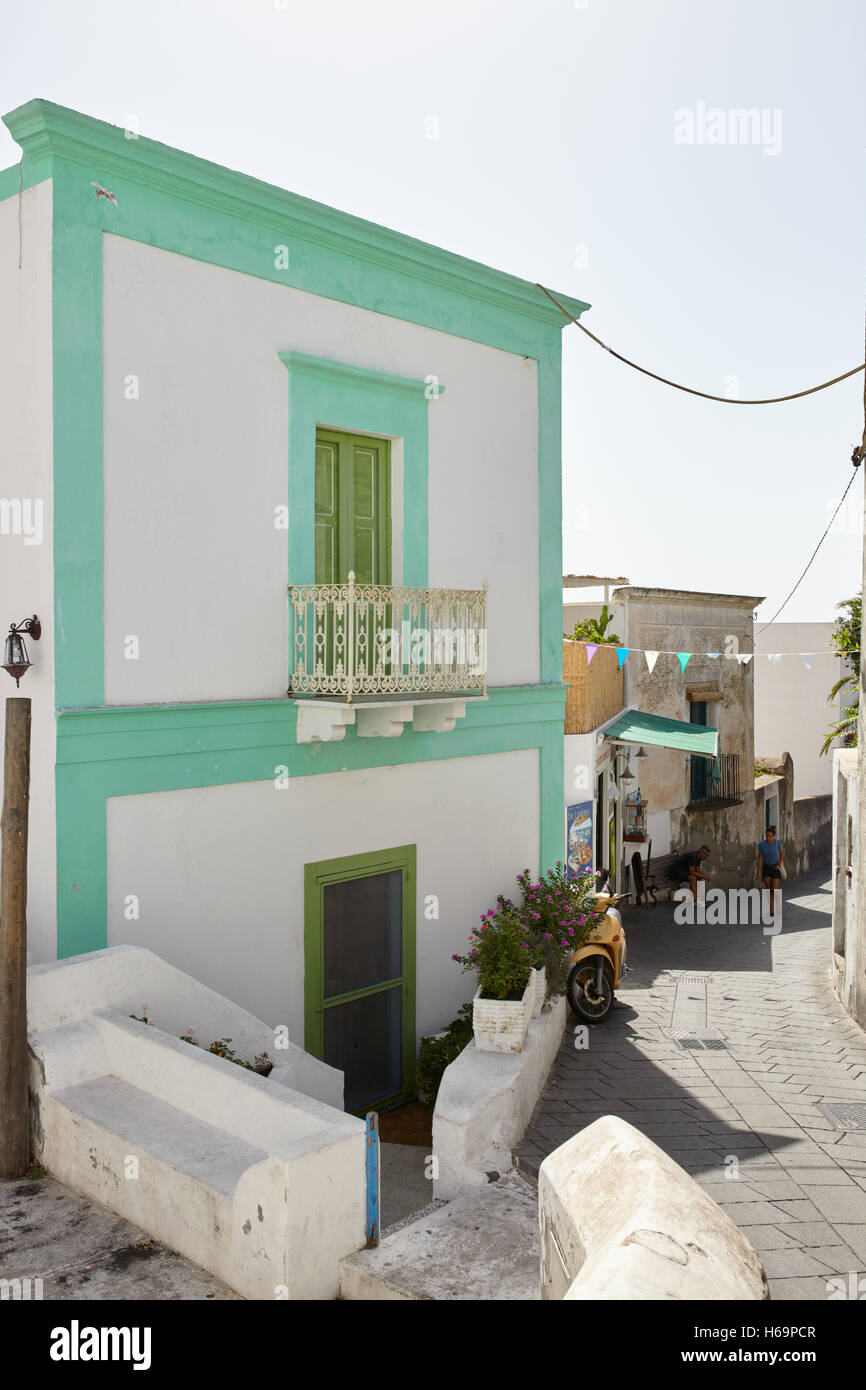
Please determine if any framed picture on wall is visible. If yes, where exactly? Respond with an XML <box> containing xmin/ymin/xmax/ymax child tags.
<box><xmin>566</xmin><ymin>801</ymin><xmax>594</xmax><ymax>880</ymax></box>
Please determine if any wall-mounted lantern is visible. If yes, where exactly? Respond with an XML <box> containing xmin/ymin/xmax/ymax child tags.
<box><xmin>2</xmin><ymin>616</ymin><xmax>41</xmax><ymax>686</ymax></box>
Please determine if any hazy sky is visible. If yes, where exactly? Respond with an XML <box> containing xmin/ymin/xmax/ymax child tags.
<box><xmin>2</xmin><ymin>0</ymin><xmax>863</xmax><ymax>624</ymax></box>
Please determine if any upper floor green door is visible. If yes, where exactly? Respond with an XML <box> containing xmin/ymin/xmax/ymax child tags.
<box><xmin>315</xmin><ymin>429</ymin><xmax>391</xmax><ymax>585</ymax></box>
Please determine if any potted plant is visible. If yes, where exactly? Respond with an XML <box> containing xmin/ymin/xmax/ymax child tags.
<box><xmin>453</xmin><ymin>908</ymin><xmax>534</xmax><ymax>1053</ymax></box>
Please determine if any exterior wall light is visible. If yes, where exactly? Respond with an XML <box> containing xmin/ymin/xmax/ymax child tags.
<box><xmin>2</xmin><ymin>616</ymin><xmax>41</xmax><ymax>686</ymax></box>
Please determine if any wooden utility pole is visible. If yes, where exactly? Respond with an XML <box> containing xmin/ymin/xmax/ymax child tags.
<box><xmin>0</xmin><ymin>697</ymin><xmax>31</xmax><ymax>1178</ymax></box>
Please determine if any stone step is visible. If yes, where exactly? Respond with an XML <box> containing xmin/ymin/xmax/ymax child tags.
<box><xmin>53</xmin><ymin>1075</ymin><xmax>268</xmax><ymax>1196</ymax></box>
<box><xmin>339</xmin><ymin>1174</ymin><xmax>539</xmax><ymax>1301</ymax></box>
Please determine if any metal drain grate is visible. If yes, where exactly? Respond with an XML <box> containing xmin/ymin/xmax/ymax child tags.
<box><xmin>818</xmin><ymin>1102</ymin><xmax>866</xmax><ymax>1132</ymax></box>
<box><xmin>663</xmin><ymin>1027</ymin><xmax>726</xmax><ymax>1041</ymax></box>
<box><xmin>662</xmin><ymin>1026</ymin><xmax>728</xmax><ymax>1052</ymax></box>
<box><xmin>676</xmin><ymin>975</ymin><xmax>709</xmax><ymax>985</ymax></box>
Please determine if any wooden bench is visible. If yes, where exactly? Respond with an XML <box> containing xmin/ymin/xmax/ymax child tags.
<box><xmin>629</xmin><ymin>846</ymin><xmax>681</xmax><ymax>907</ymax></box>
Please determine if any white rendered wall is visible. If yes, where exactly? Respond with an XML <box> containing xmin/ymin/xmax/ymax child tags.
<box><xmin>754</xmin><ymin>622</ymin><xmax>843</xmax><ymax>799</ymax></box>
<box><xmin>102</xmin><ymin>236</ymin><xmax>540</xmax><ymax>704</ymax></box>
<box><xmin>0</xmin><ymin>180</ymin><xmax>56</xmax><ymax>963</ymax></box>
<box><xmin>106</xmin><ymin>748</ymin><xmax>539</xmax><ymax>1042</ymax></box>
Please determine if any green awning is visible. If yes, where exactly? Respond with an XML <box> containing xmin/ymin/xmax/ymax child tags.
<box><xmin>602</xmin><ymin>709</ymin><xmax>719</xmax><ymax>758</ymax></box>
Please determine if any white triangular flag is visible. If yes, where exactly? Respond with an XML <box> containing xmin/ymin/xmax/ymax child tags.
<box><xmin>737</xmin><ymin>654</ymin><xmax>753</xmax><ymax>665</ymax></box>
<box><xmin>645</xmin><ymin>650</ymin><xmax>659</xmax><ymax>673</ymax></box>
<box><xmin>801</xmin><ymin>653</ymin><xmax>814</xmax><ymax>669</ymax></box>
<box><xmin>767</xmin><ymin>654</ymin><xmax>782</xmax><ymax>666</ymax></box>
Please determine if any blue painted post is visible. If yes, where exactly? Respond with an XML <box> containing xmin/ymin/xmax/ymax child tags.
<box><xmin>365</xmin><ymin>1112</ymin><xmax>380</xmax><ymax>1247</ymax></box>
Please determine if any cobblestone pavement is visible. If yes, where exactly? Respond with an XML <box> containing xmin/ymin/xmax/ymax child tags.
<box><xmin>514</xmin><ymin>866</ymin><xmax>866</xmax><ymax>1301</ymax></box>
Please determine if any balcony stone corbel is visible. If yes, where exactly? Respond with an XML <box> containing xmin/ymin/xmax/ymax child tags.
<box><xmin>412</xmin><ymin>700</ymin><xmax>467</xmax><ymax>734</ymax></box>
<box><xmin>356</xmin><ymin>704</ymin><xmax>415</xmax><ymax>739</ymax></box>
<box><xmin>295</xmin><ymin>702</ymin><xmax>356</xmax><ymax>744</ymax></box>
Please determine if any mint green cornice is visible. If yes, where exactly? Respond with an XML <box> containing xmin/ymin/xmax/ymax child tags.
<box><xmin>3</xmin><ymin>98</ymin><xmax>591</xmax><ymax>332</ymax></box>
<box><xmin>278</xmin><ymin>352</ymin><xmax>445</xmax><ymax>397</ymax></box>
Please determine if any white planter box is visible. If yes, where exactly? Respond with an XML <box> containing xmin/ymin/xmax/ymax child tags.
<box><xmin>473</xmin><ymin>979</ymin><xmax>533</xmax><ymax>1053</ymax></box>
<box><xmin>530</xmin><ymin>966</ymin><xmax>547</xmax><ymax>1018</ymax></box>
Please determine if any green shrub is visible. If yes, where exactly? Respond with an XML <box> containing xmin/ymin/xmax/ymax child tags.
<box><xmin>416</xmin><ymin>1004</ymin><xmax>474</xmax><ymax>1110</ymax></box>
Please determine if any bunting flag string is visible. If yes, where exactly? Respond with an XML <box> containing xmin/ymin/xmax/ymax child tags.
<box><xmin>570</xmin><ymin>641</ymin><xmax>853</xmax><ymax>668</ymax></box>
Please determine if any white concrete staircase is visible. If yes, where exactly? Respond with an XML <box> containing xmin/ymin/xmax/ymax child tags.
<box><xmin>339</xmin><ymin>1174</ymin><xmax>539</xmax><ymax>1300</ymax></box>
<box><xmin>28</xmin><ymin>950</ymin><xmax>368</xmax><ymax>1300</ymax></box>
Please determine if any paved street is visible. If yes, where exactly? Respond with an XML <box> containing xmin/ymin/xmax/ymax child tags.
<box><xmin>515</xmin><ymin>865</ymin><xmax>866</xmax><ymax>1301</ymax></box>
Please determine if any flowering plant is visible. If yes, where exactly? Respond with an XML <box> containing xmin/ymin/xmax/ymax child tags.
<box><xmin>512</xmin><ymin>864</ymin><xmax>604</xmax><ymax>997</ymax></box>
<box><xmin>452</xmin><ymin>906</ymin><xmax>534</xmax><ymax>1001</ymax></box>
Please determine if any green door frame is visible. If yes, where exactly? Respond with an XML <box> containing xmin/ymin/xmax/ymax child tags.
<box><xmin>304</xmin><ymin>843</ymin><xmax>417</xmax><ymax>1112</ymax></box>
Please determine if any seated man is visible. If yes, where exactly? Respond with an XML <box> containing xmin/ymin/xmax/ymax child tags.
<box><xmin>667</xmin><ymin>845</ymin><xmax>712</xmax><ymax>898</ymax></box>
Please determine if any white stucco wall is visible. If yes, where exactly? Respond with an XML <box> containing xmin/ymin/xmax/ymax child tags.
<box><xmin>102</xmin><ymin>235</ymin><xmax>540</xmax><ymax>705</ymax></box>
<box><xmin>105</xmin><ymin>748</ymin><xmax>539</xmax><ymax>1042</ymax></box>
<box><xmin>754</xmin><ymin>622</ymin><xmax>843</xmax><ymax>799</ymax></box>
<box><xmin>0</xmin><ymin>179</ymin><xmax>56</xmax><ymax>963</ymax></box>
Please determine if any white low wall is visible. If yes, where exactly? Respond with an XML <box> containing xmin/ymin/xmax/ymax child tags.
<box><xmin>433</xmin><ymin>996</ymin><xmax>566</xmax><ymax>1200</ymax></box>
<box><xmin>27</xmin><ymin>948</ymin><xmax>364</xmax><ymax>1298</ymax></box>
<box><xmin>539</xmin><ymin>1116</ymin><xmax>767</xmax><ymax>1300</ymax></box>
<box><xmin>28</xmin><ymin>944</ymin><xmax>343</xmax><ymax>1108</ymax></box>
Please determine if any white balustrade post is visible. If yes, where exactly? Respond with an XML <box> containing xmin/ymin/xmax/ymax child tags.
<box><xmin>346</xmin><ymin>571</ymin><xmax>355</xmax><ymax>704</ymax></box>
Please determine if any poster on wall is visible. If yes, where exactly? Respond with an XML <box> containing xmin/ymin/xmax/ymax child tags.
<box><xmin>566</xmin><ymin>801</ymin><xmax>594</xmax><ymax>881</ymax></box>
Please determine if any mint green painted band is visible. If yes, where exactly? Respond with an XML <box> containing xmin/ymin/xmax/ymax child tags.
<box><xmin>55</xmin><ymin>685</ymin><xmax>567</xmax><ymax>958</ymax></box>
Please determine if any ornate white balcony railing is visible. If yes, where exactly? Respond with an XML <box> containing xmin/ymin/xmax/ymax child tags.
<box><xmin>288</xmin><ymin>574</ymin><xmax>487</xmax><ymax>702</ymax></box>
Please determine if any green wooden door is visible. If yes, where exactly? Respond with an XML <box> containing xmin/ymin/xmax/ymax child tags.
<box><xmin>304</xmin><ymin>845</ymin><xmax>416</xmax><ymax>1113</ymax></box>
<box><xmin>315</xmin><ymin>429</ymin><xmax>391</xmax><ymax>585</ymax></box>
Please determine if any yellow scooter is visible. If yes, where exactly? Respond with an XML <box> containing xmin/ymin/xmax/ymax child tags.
<box><xmin>566</xmin><ymin>892</ymin><xmax>627</xmax><ymax>1024</ymax></box>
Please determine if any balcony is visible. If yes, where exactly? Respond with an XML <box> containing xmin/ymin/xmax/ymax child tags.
<box><xmin>563</xmin><ymin>641</ymin><xmax>624</xmax><ymax>735</ymax></box>
<box><xmin>688</xmin><ymin>752</ymin><xmax>741</xmax><ymax>808</ymax></box>
<box><xmin>288</xmin><ymin>575</ymin><xmax>488</xmax><ymax>742</ymax></box>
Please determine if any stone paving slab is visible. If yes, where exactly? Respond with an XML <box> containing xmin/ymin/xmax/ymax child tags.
<box><xmin>514</xmin><ymin>866</ymin><xmax>866</xmax><ymax>1302</ymax></box>
<box><xmin>0</xmin><ymin>1172</ymin><xmax>241</xmax><ymax>1300</ymax></box>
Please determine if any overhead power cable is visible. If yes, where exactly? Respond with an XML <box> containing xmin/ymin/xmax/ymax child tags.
<box><xmin>537</xmin><ymin>284</ymin><xmax>866</xmax><ymax>406</ymax></box>
<box><xmin>751</xmin><ymin>469</ymin><xmax>861</xmax><ymax>637</ymax></box>
<box><xmin>545</xmin><ymin>283</ymin><xmax>866</xmax><ymax>638</ymax></box>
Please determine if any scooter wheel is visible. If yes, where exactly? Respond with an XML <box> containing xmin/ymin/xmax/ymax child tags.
<box><xmin>567</xmin><ymin>957</ymin><xmax>614</xmax><ymax>1023</ymax></box>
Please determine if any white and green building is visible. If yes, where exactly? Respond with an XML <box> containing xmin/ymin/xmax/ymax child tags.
<box><xmin>0</xmin><ymin>99</ymin><xmax>589</xmax><ymax>1112</ymax></box>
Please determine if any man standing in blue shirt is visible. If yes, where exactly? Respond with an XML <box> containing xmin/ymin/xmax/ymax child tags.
<box><xmin>757</xmin><ymin>825</ymin><xmax>785</xmax><ymax>916</ymax></box>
